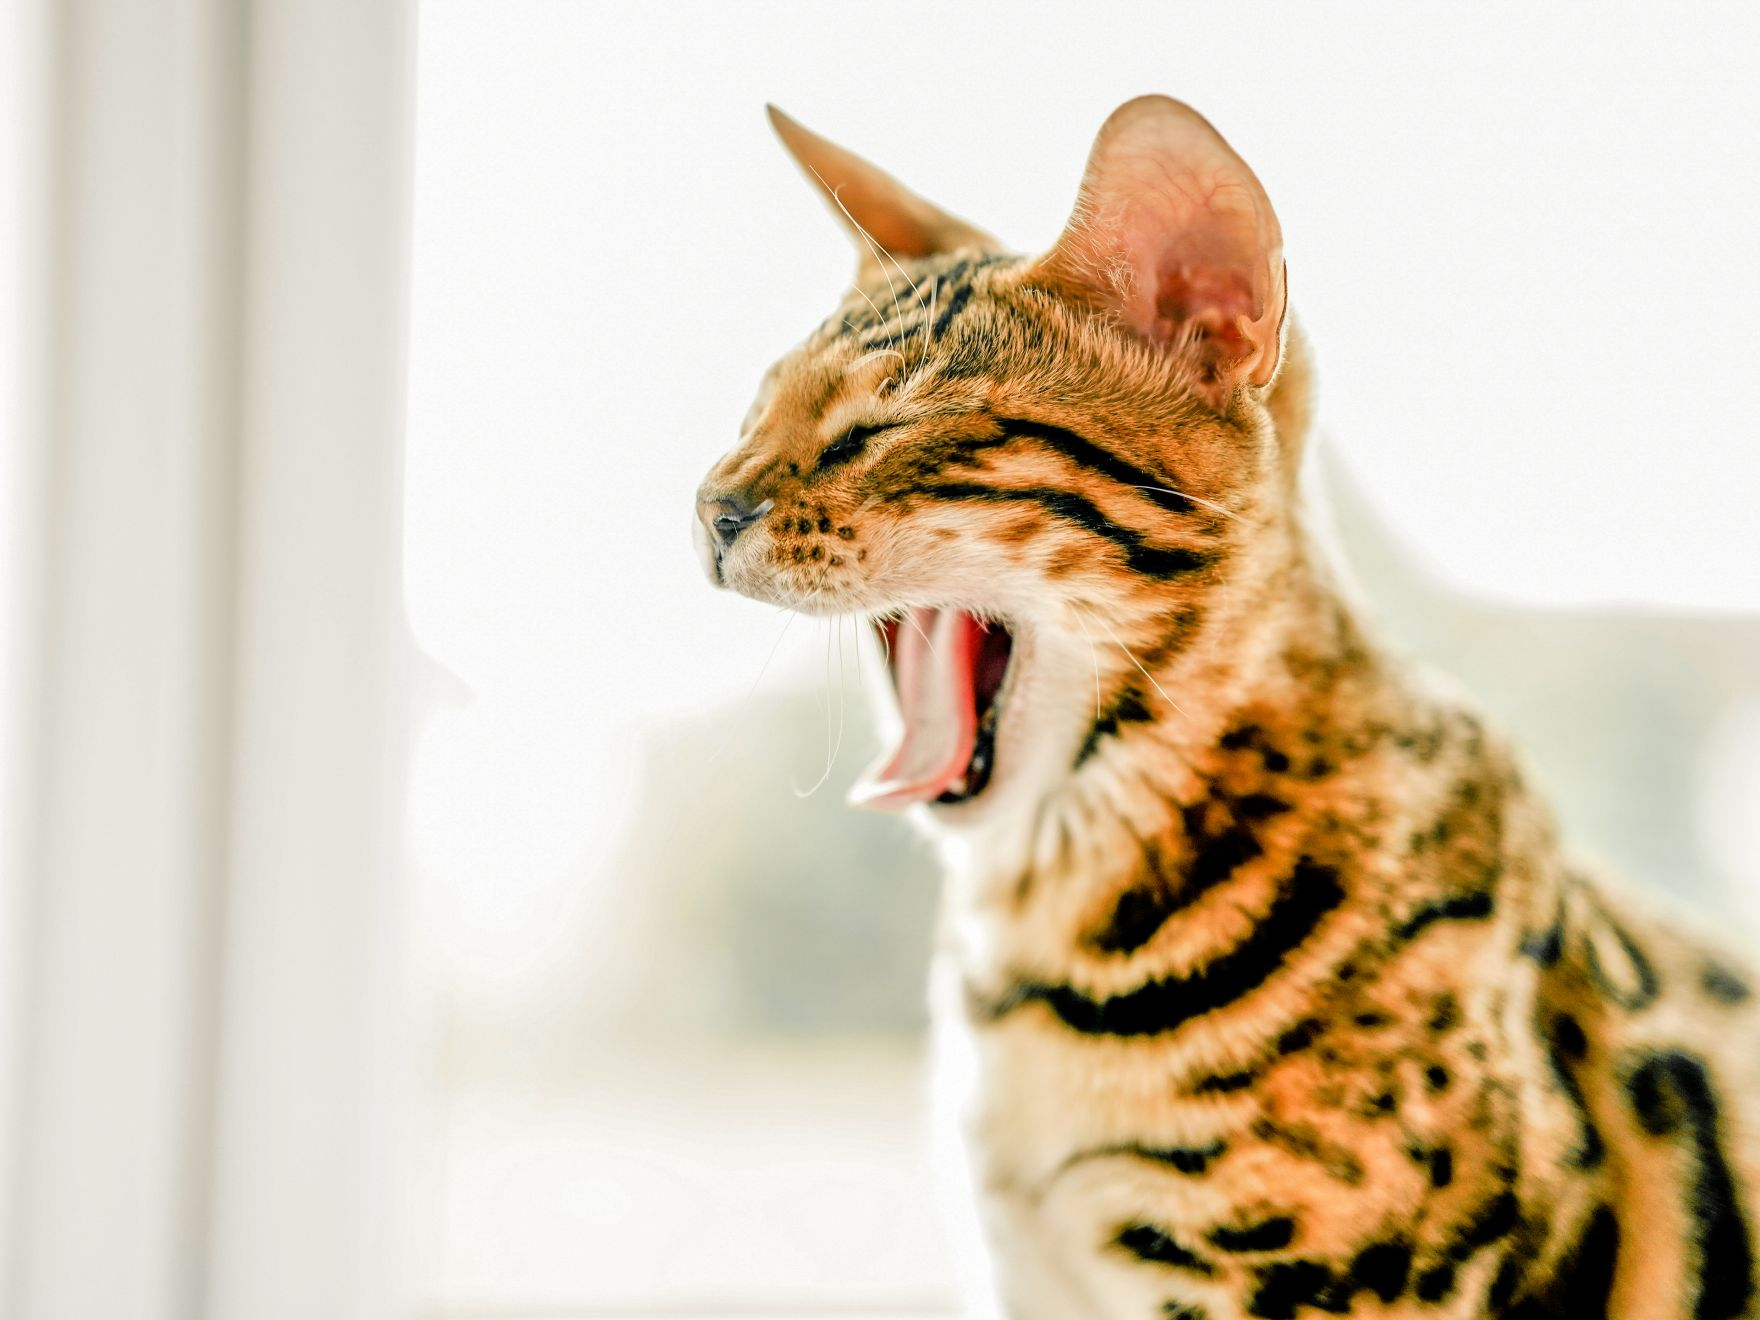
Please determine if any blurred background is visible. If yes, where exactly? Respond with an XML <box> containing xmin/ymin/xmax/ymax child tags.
<box><xmin>3</xmin><ymin>3</ymin><xmax>1758</xmax><ymax>1319</ymax></box>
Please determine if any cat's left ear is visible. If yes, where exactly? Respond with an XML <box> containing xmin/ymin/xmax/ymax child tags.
<box><xmin>1031</xmin><ymin>96</ymin><xmax>1287</xmax><ymax>411</ymax></box>
<box><xmin>767</xmin><ymin>105</ymin><xmax>998</xmax><ymax>283</ymax></box>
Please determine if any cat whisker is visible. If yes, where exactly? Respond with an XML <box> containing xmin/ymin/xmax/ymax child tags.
<box><xmin>806</xmin><ymin>168</ymin><xmax>919</xmax><ymax>314</ymax></box>
<box><xmin>903</xmin><ymin>607</ymin><xmax>939</xmax><ymax>661</ymax></box>
<box><xmin>849</xmin><ymin>281</ymin><xmax>890</xmax><ymax>329</ymax></box>
<box><xmin>793</xmin><ymin>618</ymin><xmax>847</xmax><ymax>798</ymax></box>
<box><xmin>1078</xmin><ymin>604</ymin><xmax>1189</xmax><ymax>723</ymax></box>
<box><xmin>1068</xmin><ymin>600</ymin><xmax>1104</xmax><ymax>725</ymax></box>
<box><xmin>804</xmin><ymin>163</ymin><xmax>926</xmax><ymax>311</ymax></box>
<box><xmin>1124</xmin><ymin>485</ymin><xmax>1247</xmax><ymax>525</ymax></box>
<box><xmin>851</xmin><ymin>347</ymin><xmax>907</xmax><ymax>373</ymax></box>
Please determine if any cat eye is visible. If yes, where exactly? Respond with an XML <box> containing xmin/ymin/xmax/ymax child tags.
<box><xmin>817</xmin><ymin>422</ymin><xmax>892</xmax><ymax>471</ymax></box>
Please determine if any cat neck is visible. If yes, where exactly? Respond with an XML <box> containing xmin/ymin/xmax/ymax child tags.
<box><xmin>943</xmin><ymin>523</ymin><xmax>1557</xmax><ymax>943</ymax></box>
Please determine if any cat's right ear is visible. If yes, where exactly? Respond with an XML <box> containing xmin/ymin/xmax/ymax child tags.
<box><xmin>1030</xmin><ymin>96</ymin><xmax>1287</xmax><ymax>412</ymax></box>
<box><xmin>767</xmin><ymin>105</ymin><xmax>997</xmax><ymax>284</ymax></box>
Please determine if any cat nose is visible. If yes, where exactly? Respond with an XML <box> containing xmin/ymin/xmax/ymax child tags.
<box><xmin>701</xmin><ymin>494</ymin><xmax>773</xmax><ymax>548</ymax></box>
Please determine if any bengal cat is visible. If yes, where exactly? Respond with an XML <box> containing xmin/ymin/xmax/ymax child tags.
<box><xmin>691</xmin><ymin>96</ymin><xmax>1760</xmax><ymax>1319</ymax></box>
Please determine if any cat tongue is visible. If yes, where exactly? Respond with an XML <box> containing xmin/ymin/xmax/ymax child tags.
<box><xmin>849</xmin><ymin>606</ymin><xmax>980</xmax><ymax>811</ymax></box>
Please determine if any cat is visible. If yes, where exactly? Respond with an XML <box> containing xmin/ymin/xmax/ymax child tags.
<box><xmin>692</xmin><ymin>95</ymin><xmax>1760</xmax><ymax>1319</ymax></box>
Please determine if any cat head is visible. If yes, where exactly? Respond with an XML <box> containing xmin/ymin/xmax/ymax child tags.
<box><xmin>695</xmin><ymin>96</ymin><xmax>1311</xmax><ymax>830</ymax></box>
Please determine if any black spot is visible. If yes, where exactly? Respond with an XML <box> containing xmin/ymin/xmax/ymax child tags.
<box><xmin>1236</xmin><ymin>793</ymin><xmax>1292</xmax><ymax>820</ymax></box>
<box><xmin>1621</xmin><ymin>1051</ymin><xmax>1755</xmax><ymax>1318</ymax></box>
<box><xmin>984</xmin><ymin>859</ymin><xmax>1345</xmax><ymax>1037</ymax></box>
<box><xmin>1428</xmin><ymin>1146</ymin><xmax>1454</xmax><ymax>1188</ymax></box>
<box><xmin>1116</xmin><ymin>1223</ymin><xmax>1214</xmax><ymax>1275</ymax></box>
<box><xmin>1552</xmin><ymin>1012</ymin><xmax>1587</xmax><ymax>1059</ymax></box>
<box><xmin>1162</xmin><ymin>1305</ymin><xmax>1208</xmax><ymax>1320</ymax></box>
<box><xmin>1276</xmin><ymin>1017</ymin><xmax>1325</xmax><ymax>1056</ymax></box>
<box><xmin>1414</xmin><ymin>1262</ymin><xmax>1456</xmax><ymax>1302</ymax></box>
<box><xmin>1427</xmin><ymin>992</ymin><xmax>1460</xmax><ymax>1034</ymax></box>
<box><xmin>1247</xmin><ymin>1261</ymin><xmax>1336</xmax><ymax>1319</ymax></box>
<box><xmin>1425</xmin><ymin>1064</ymin><xmax>1451</xmax><ymax>1093</ymax></box>
<box><xmin>1194</xmin><ymin>1070</ymin><xmax>1256</xmax><ymax>1095</ymax></box>
<box><xmin>1349</xmin><ymin>1240</ymin><xmax>1412</xmax><ymax>1303</ymax></box>
<box><xmin>1701</xmin><ymin>962</ymin><xmax>1752</xmax><ymax>1004</ymax></box>
<box><xmin>1209</xmin><ymin>1217</ymin><xmax>1296</xmax><ymax>1253</ymax></box>
<box><xmin>1353</xmin><ymin>1010</ymin><xmax>1389</xmax><ymax>1028</ymax></box>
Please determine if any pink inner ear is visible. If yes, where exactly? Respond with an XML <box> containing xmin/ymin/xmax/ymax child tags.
<box><xmin>1110</xmin><ymin>179</ymin><xmax>1276</xmax><ymax>371</ymax></box>
<box><xmin>1039</xmin><ymin>97</ymin><xmax>1286</xmax><ymax>402</ymax></box>
<box><xmin>1146</xmin><ymin>258</ymin><xmax>1260</xmax><ymax>356</ymax></box>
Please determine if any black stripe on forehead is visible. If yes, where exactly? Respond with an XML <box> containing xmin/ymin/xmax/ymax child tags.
<box><xmin>841</xmin><ymin>251</ymin><xmax>1015</xmax><ymax>352</ymax></box>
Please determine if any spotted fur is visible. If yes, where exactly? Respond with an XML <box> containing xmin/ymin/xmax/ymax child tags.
<box><xmin>695</xmin><ymin>99</ymin><xmax>1760</xmax><ymax>1318</ymax></box>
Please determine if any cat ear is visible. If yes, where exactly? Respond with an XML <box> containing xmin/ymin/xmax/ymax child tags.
<box><xmin>1033</xmin><ymin>96</ymin><xmax>1287</xmax><ymax>410</ymax></box>
<box><xmin>767</xmin><ymin>104</ymin><xmax>997</xmax><ymax>282</ymax></box>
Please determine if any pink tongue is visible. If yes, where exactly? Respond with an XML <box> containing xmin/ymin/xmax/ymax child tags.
<box><xmin>850</xmin><ymin>607</ymin><xmax>980</xmax><ymax>811</ymax></box>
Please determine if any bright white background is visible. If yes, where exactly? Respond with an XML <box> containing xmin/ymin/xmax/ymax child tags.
<box><xmin>402</xmin><ymin>4</ymin><xmax>1760</xmax><ymax>1316</ymax></box>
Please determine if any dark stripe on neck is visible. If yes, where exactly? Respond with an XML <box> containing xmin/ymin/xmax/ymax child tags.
<box><xmin>1087</xmin><ymin>789</ymin><xmax>1292</xmax><ymax>954</ymax></box>
<box><xmin>1501</xmin><ymin>1204</ymin><xmax>1619</xmax><ymax>1318</ymax></box>
<box><xmin>1623</xmin><ymin>1050</ymin><xmax>1755</xmax><ymax>1319</ymax></box>
<box><xmin>1209</xmin><ymin>1216</ymin><xmax>1297</xmax><ymax>1253</ymax></box>
<box><xmin>982</xmin><ymin>858</ymin><xmax>1344</xmax><ymax>1037</ymax></box>
<box><xmin>992</xmin><ymin>416</ymin><xmax>1198</xmax><ymax>516</ymax></box>
<box><xmin>1584</xmin><ymin>907</ymin><xmax>1661</xmax><ymax>1011</ymax></box>
<box><xmin>917</xmin><ymin>482</ymin><xmax>1210</xmax><ymax>579</ymax></box>
<box><xmin>1541</xmin><ymin>1011</ymin><xmax>1604</xmax><ymax>1169</ymax></box>
<box><xmin>1390</xmin><ymin>890</ymin><xmax>1494</xmax><ymax>943</ymax></box>
<box><xmin>1115</xmin><ymin>1223</ymin><xmax>1215</xmax><ymax>1275</ymax></box>
<box><xmin>1057</xmin><ymin>1139</ymin><xmax>1227</xmax><ymax>1182</ymax></box>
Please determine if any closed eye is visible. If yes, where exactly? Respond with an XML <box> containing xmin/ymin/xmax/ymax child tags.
<box><xmin>817</xmin><ymin>422</ymin><xmax>894</xmax><ymax>471</ymax></box>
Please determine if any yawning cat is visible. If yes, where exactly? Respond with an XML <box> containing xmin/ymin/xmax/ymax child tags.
<box><xmin>693</xmin><ymin>95</ymin><xmax>1760</xmax><ymax>1320</ymax></box>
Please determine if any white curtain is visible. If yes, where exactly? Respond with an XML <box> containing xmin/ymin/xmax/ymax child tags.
<box><xmin>2</xmin><ymin>2</ymin><xmax>418</xmax><ymax>1318</ymax></box>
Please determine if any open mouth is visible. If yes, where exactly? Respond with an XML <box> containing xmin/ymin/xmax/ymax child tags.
<box><xmin>850</xmin><ymin>607</ymin><xmax>1015</xmax><ymax>811</ymax></box>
